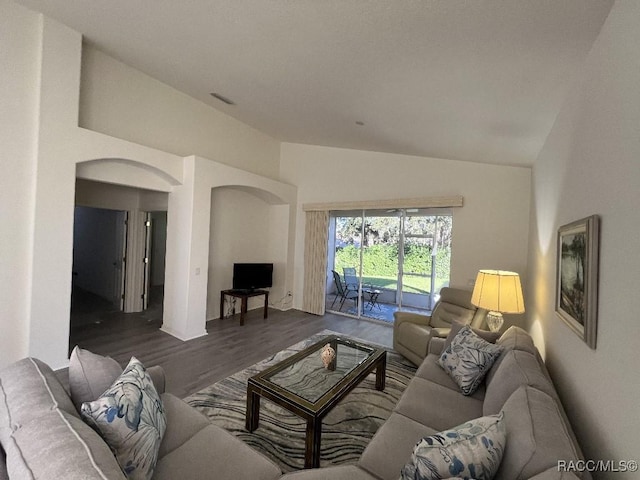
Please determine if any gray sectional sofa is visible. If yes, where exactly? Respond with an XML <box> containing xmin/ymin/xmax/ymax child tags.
<box><xmin>0</xmin><ymin>356</ymin><xmax>281</xmax><ymax>480</ymax></box>
<box><xmin>281</xmin><ymin>326</ymin><xmax>589</xmax><ymax>480</ymax></box>
<box><xmin>1</xmin><ymin>326</ymin><xmax>589</xmax><ymax>480</ymax></box>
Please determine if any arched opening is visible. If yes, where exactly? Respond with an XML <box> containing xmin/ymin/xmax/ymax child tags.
<box><xmin>76</xmin><ymin>157</ymin><xmax>179</xmax><ymax>192</ymax></box>
<box><xmin>70</xmin><ymin>158</ymin><xmax>174</xmax><ymax>354</ymax></box>
<box><xmin>64</xmin><ymin>156</ymin><xmax>297</xmax><ymax>358</ymax></box>
<box><xmin>207</xmin><ymin>185</ymin><xmax>292</xmax><ymax>324</ymax></box>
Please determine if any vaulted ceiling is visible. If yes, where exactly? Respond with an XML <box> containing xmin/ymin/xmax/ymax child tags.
<box><xmin>16</xmin><ymin>0</ymin><xmax>614</xmax><ymax>167</ymax></box>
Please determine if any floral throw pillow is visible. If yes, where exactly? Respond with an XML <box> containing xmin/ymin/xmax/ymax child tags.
<box><xmin>81</xmin><ymin>357</ymin><xmax>166</xmax><ymax>480</ymax></box>
<box><xmin>438</xmin><ymin>325</ymin><xmax>503</xmax><ymax>395</ymax></box>
<box><xmin>400</xmin><ymin>413</ymin><xmax>506</xmax><ymax>480</ymax></box>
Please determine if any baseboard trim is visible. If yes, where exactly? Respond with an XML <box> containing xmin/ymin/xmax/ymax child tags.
<box><xmin>160</xmin><ymin>326</ymin><xmax>208</xmax><ymax>342</ymax></box>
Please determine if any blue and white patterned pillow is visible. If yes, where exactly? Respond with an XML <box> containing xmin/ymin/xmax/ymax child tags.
<box><xmin>400</xmin><ymin>413</ymin><xmax>505</xmax><ymax>480</ymax></box>
<box><xmin>81</xmin><ymin>357</ymin><xmax>166</xmax><ymax>480</ymax></box>
<box><xmin>438</xmin><ymin>325</ymin><xmax>503</xmax><ymax>395</ymax></box>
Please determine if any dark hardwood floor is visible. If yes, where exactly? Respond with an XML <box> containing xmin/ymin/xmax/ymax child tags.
<box><xmin>65</xmin><ymin>306</ymin><xmax>393</xmax><ymax>398</ymax></box>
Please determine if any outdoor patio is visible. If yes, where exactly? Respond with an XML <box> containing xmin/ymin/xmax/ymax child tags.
<box><xmin>324</xmin><ymin>288</ymin><xmax>432</xmax><ymax>324</ymax></box>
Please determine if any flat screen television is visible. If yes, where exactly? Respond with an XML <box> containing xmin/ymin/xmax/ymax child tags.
<box><xmin>232</xmin><ymin>263</ymin><xmax>273</xmax><ymax>291</ymax></box>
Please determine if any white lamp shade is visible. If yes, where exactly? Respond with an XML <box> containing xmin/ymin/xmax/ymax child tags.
<box><xmin>471</xmin><ymin>270</ymin><xmax>525</xmax><ymax>314</ymax></box>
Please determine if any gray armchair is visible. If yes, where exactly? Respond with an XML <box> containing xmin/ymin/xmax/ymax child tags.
<box><xmin>393</xmin><ymin>287</ymin><xmax>487</xmax><ymax>365</ymax></box>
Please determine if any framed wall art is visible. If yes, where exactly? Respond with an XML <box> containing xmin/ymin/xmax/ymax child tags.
<box><xmin>555</xmin><ymin>215</ymin><xmax>600</xmax><ymax>349</ymax></box>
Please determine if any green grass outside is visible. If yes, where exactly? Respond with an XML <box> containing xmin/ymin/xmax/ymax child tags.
<box><xmin>360</xmin><ymin>275</ymin><xmax>449</xmax><ymax>295</ymax></box>
<box><xmin>334</xmin><ymin>245</ymin><xmax>450</xmax><ymax>295</ymax></box>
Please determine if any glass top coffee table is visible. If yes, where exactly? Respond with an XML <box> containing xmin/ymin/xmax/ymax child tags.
<box><xmin>245</xmin><ymin>335</ymin><xmax>387</xmax><ymax>468</ymax></box>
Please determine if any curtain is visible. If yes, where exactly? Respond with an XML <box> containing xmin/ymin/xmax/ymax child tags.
<box><xmin>302</xmin><ymin>210</ymin><xmax>329</xmax><ymax>315</ymax></box>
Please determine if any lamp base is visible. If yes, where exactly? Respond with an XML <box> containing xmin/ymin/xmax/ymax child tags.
<box><xmin>486</xmin><ymin>311</ymin><xmax>504</xmax><ymax>333</ymax></box>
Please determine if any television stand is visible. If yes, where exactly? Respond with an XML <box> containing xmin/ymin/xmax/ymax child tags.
<box><xmin>220</xmin><ymin>289</ymin><xmax>269</xmax><ymax>326</ymax></box>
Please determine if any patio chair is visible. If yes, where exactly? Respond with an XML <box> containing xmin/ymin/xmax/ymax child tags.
<box><xmin>342</xmin><ymin>267</ymin><xmax>360</xmax><ymax>291</ymax></box>
<box><xmin>342</xmin><ymin>267</ymin><xmax>385</xmax><ymax>311</ymax></box>
<box><xmin>393</xmin><ymin>287</ymin><xmax>488</xmax><ymax>365</ymax></box>
<box><xmin>330</xmin><ymin>270</ymin><xmax>360</xmax><ymax>311</ymax></box>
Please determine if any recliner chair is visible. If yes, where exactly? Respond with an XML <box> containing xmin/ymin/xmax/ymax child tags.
<box><xmin>393</xmin><ymin>287</ymin><xmax>487</xmax><ymax>365</ymax></box>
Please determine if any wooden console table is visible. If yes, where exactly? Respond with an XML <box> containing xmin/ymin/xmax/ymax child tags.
<box><xmin>220</xmin><ymin>289</ymin><xmax>269</xmax><ymax>326</ymax></box>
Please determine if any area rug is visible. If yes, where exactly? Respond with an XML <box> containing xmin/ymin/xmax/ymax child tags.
<box><xmin>184</xmin><ymin>330</ymin><xmax>416</xmax><ymax>472</ymax></box>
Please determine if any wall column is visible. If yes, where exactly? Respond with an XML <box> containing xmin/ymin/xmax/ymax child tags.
<box><xmin>28</xmin><ymin>17</ymin><xmax>82</xmax><ymax>368</ymax></box>
<box><xmin>162</xmin><ymin>157</ymin><xmax>209</xmax><ymax>340</ymax></box>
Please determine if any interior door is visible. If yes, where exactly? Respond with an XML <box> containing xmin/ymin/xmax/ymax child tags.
<box><xmin>142</xmin><ymin>212</ymin><xmax>152</xmax><ymax>310</ymax></box>
<box><xmin>113</xmin><ymin>211</ymin><xmax>128</xmax><ymax>310</ymax></box>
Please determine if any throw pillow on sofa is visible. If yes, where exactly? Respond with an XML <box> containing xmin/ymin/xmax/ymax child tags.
<box><xmin>400</xmin><ymin>412</ymin><xmax>506</xmax><ymax>480</ymax></box>
<box><xmin>81</xmin><ymin>357</ymin><xmax>167</xmax><ymax>480</ymax></box>
<box><xmin>438</xmin><ymin>325</ymin><xmax>503</xmax><ymax>395</ymax></box>
<box><xmin>443</xmin><ymin>321</ymin><xmax>501</xmax><ymax>352</ymax></box>
<box><xmin>69</xmin><ymin>345</ymin><xmax>123</xmax><ymax>411</ymax></box>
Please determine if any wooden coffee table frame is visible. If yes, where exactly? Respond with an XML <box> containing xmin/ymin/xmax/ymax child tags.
<box><xmin>245</xmin><ymin>335</ymin><xmax>386</xmax><ymax>468</ymax></box>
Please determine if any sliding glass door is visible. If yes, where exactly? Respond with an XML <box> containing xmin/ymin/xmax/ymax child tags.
<box><xmin>361</xmin><ymin>210</ymin><xmax>400</xmax><ymax>312</ymax></box>
<box><xmin>326</xmin><ymin>208</ymin><xmax>452</xmax><ymax>322</ymax></box>
<box><xmin>330</xmin><ymin>215</ymin><xmax>363</xmax><ymax>315</ymax></box>
<box><xmin>401</xmin><ymin>211</ymin><xmax>452</xmax><ymax>310</ymax></box>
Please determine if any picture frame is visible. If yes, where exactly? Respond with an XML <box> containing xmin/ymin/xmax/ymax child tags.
<box><xmin>555</xmin><ymin>215</ymin><xmax>600</xmax><ymax>349</ymax></box>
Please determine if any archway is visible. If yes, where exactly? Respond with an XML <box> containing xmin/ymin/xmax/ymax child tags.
<box><xmin>76</xmin><ymin>157</ymin><xmax>180</xmax><ymax>192</ymax></box>
<box><xmin>207</xmin><ymin>185</ymin><xmax>292</xmax><ymax>322</ymax></box>
<box><xmin>71</xmin><ymin>179</ymin><xmax>169</xmax><ymax>312</ymax></box>
<box><xmin>69</xmin><ymin>158</ymin><xmax>175</xmax><ymax>350</ymax></box>
<box><xmin>75</xmin><ymin>156</ymin><xmax>178</xmax><ymax>311</ymax></box>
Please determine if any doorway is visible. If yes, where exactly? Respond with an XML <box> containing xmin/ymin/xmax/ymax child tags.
<box><xmin>70</xmin><ymin>180</ymin><xmax>169</xmax><ymax>346</ymax></box>
<box><xmin>69</xmin><ymin>205</ymin><xmax>168</xmax><ymax>355</ymax></box>
<box><xmin>71</xmin><ymin>206</ymin><xmax>126</xmax><ymax>326</ymax></box>
<box><xmin>326</xmin><ymin>208</ymin><xmax>452</xmax><ymax>322</ymax></box>
<box><xmin>147</xmin><ymin>211</ymin><xmax>167</xmax><ymax>316</ymax></box>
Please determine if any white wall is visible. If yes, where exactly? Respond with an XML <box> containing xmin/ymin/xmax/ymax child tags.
<box><xmin>75</xmin><ymin>179</ymin><xmax>169</xmax><ymax>212</ymax></box>
<box><xmin>0</xmin><ymin>1</ymin><xmax>41</xmax><ymax>368</ymax></box>
<box><xmin>208</xmin><ymin>188</ymin><xmax>272</xmax><ymax>319</ymax></box>
<box><xmin>27</xmin><ymin>16</ymin><xmax>85</xmax><ymax>369</ymax></box>
<box><xmin>79</xmin><ymin>45</ymin><xmax>281</xmax><ymax>180</ymax></box>
<box><xmin>140</xmin><ymin>192</ymin><xmax>169</xmax><ymax>212</ymax></box>
<box><xmin>280</xmin><ymin>143</ymin><xmax>531</xmax><ymax>326</ymax></box>
<box><xmin>75</xmin><ymin>179</ymin><xmax>140</xmax><ymax>210</ymax></box>
<box><xmin>0</xmin><ymin>8</ymin><xmax>297</xmax><ymax>369</ymax></box>
<box><xmin>526</xmin><ymin>0</ymin><xmax>639</xmax><ymax>475</ymax></box>
<box><xmin>164</xmin><ymin>157</ymin><xmax>296</xmax><ymax>334</ymax></box>
<box><xmin>267</xmin><ymin>204</ymin><xmax>293</xmax><ymax>310</ymax></box>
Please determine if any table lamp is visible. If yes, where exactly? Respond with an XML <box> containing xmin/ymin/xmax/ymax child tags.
<box><xmin>471</xmin><ymin>270</ymin><xmax>525</xmax><ymax>332</ymax></box>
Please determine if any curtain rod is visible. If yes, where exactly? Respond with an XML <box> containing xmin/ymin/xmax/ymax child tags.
<box><xmin>302</xmin><ymin>195</ymin><xmax>463</xmax><ymax>212</ymax></box>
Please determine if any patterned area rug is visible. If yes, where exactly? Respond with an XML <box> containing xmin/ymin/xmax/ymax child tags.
<box><xmin>184</xmin><ymin>330</ymin><xmax>416</xmax><ymax>472</ymax></box>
